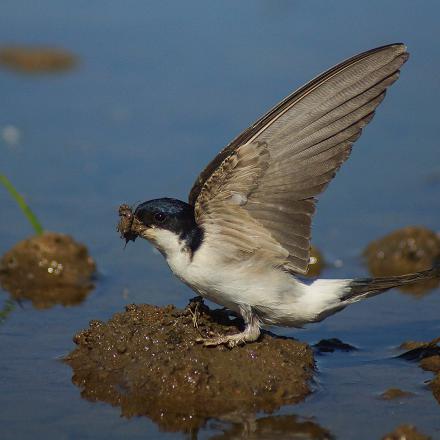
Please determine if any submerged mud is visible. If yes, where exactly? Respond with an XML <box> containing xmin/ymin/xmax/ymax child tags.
<box><xmin>65</xmin><ymin>298</ymin><xmax>315</xmax><ymax>433</ymax></box>
<box><xmin>364</xmin><ymin>226</ymin><xmax>440</xmax><ymax>295</ymax></box>
<box><xmin>0</xmin><ymin>232</ymin><xmax>95</xmax><ymax>309</ymax></box>
<box><xmin>379</xmin><ymin>388</ymin><xmax>414</xmax><ymax>400</ymax></box>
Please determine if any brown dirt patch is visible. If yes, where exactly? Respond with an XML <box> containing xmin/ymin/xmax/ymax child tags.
<box><xmin>364</xmin><ymin>226</ymin><xmax>440</xmax><ymax>295</ymax></box>
<box><xmin>0</xmin><ymin>232</ymin><xmax>95</xmax><ymax>309</ymax></box>
<box><xmin>65</xmin><ymin>298</ymin><xmax>315</xmax><ymax>433</ymax></box>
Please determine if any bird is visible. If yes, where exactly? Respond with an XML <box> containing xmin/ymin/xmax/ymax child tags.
<box><xmin>118</xmin><ymin>43</ymin><xmax>439</xmax><ymax>348</ymax></box>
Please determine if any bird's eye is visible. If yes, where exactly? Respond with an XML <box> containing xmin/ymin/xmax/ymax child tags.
<box><xmin>154</xmin><ymin>212</ymin><xmax>166</xmax><ymax>223</ymax></box>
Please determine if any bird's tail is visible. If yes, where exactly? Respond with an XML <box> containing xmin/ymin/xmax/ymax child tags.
<box><xmin>298</xmin><ymin>265</ymin><xmax>439</xmax><ymax>324</ymax></box>
<box><xmin>341</xmin><ymin>265</ymin><xmax>440</xmax><ymax>303</ymax></box>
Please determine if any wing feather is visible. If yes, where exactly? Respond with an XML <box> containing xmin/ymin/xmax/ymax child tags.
<box><xmin>191</xmin><ymin>44</ymin><xmax>409</xmax><ymax>273</ymax></box>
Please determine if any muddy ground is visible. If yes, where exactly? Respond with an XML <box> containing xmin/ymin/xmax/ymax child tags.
<box><xmin>0</xmin><ymin>232</ymin><xmax>95</xmax><ymax>308</ymax></box>
<box><xmin>65</xmin><ymin>298</ymin><xmax>315</xmax><ymax>433</ymax></box>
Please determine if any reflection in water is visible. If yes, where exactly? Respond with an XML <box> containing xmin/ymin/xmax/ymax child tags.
<box><xmin>208</xmin><ymin>414</ymin><xmax>332</xmax><ymax>440</ymax></box>
<box><xmin>0</xmin><ymin>46</ymin><xmax>77</xmax><ymax>74</ymax></box>
<box><xmin>364</xmin><ymin>226</ymin><xmax>440</xmax><ymax>296</ymax></box>
<box><xmin>0</xmin><ymin>232</ymin><xmax>95</xmax><ymax>309</ymax></box>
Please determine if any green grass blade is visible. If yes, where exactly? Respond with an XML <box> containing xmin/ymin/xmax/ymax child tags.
<box><xmin>0</xmin><ymin>174</ymin><xmax>44</xmax><ymax>235</ymax></box>
<box><xmin>0</xmin><ymin>298</ymin><xmax>15</xmax><ymax>326</ymax></box>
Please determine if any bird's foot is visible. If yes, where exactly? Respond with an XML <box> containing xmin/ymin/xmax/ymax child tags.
<box><xmin>196</xmin><ymin>313</ymin><xmax>261</xmax><ymax>348</ymax></box>
<box><xmin>196</xmin><ymin>332</ymin><xmax>249</xmax><ymax>348</ymax></box>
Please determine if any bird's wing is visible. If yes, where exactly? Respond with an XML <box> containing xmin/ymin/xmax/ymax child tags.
<box><xmin>190</xmin><ymin>43</ymin><xmax>409</xmax><ymax>273</ymax></box>
<box><xmin>193</xmin><ymin>140</ymin><xmax>291</xmax><ymax>265</ymax></box>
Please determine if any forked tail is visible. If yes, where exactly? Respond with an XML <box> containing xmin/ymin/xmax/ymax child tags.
<box><xmin>341</xmin><ymin>265</ymin><xmax>440</xmax><ymax>303</ymax></box>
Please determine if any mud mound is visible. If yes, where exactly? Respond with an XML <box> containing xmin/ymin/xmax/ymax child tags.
<box><xmin>65</xmin><ymin>298</ymin><xmax>315</xmax><ymax>433</ymax></box>
<box><xmin>364</xmin><ymin>226</ymin><xmax>440</xmax><ymax>295</ymax></box>
<box><xmin>0</xmin><ymin>232</ymin><xmax>95</xmax><ymax>309</ymax></box>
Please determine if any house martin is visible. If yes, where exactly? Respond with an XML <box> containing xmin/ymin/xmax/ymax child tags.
<box><xmin>118</xmin><ymin>43</ymin><xmax>439</xmax><ymax>347</ymax></box>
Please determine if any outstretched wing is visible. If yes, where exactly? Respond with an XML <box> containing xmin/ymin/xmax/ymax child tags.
<box><xmin>190</xmin><ymin>43</ymin><xmax>409</xmax><ymax>273</ymax></box>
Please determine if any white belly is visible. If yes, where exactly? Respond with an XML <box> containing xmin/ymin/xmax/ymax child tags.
<box><xmin>153</xmin><ymin>229</ymin><xmax>349</xmax><ymax>327</ymax></box>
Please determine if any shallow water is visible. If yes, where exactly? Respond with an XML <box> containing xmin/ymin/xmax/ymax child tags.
<box><xmin>1</xmin><ymin>1</ymin><xmax>440</xmax><ymax>439</ymax></box>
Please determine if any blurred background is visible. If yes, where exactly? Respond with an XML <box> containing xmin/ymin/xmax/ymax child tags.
<box><xmin>1</xmin><ymin>1</ymin><xmax>439</xmax><ymax>439</ymax></box>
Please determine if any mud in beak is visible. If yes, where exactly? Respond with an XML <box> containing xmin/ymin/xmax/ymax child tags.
<box><xmin>117</xmin><ymin>204</ymin><xmax>142</xmax><ymax>244</ymax></box>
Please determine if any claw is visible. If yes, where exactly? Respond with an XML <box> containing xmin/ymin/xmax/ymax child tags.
<box><xmin>195</xmin><ymin>333</ymin><xmax>247</xmax><ymax>348</ymax></box>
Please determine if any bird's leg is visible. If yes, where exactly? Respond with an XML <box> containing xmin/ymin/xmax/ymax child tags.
<box><xmin>196</xmin><ymin>306</ymin><xmax>261</xmax><ymax>348</ymax></box>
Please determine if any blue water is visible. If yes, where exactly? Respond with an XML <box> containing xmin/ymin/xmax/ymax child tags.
<box><xmin>1</xmin><ymin>1</ymin><xmax>440</xmax><ymax>438</ymax></box>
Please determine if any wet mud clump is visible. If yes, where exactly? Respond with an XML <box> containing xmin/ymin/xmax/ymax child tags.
<box><xmin>0</xmin><ymin>46</ymin><xmax>77</xmax><ymax>74</ymax></box>
<box><xmin>382</xmin><ymin>424</ymin><xmax>431</xmax><ymax>440</ymax></box>
<box><xmin>364</xmin><ymin>226</ymin><xmax>440</xmax><ymax>295</ymax></box>
<box><xmin>0</xmin><ymin>232</ymin><xmax>95</xmax><ymax>309</ymax></box>
<box><xmin>65</xmin><ymin>298</ymin><xmax>314</xmax><ymax>433</ymax></box>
